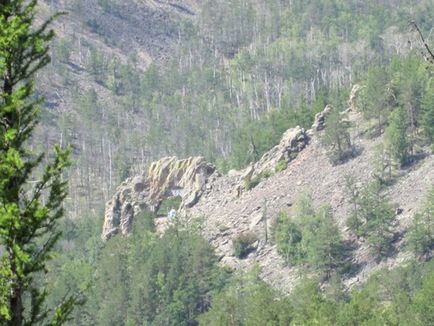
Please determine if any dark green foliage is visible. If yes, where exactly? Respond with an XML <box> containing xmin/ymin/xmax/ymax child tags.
<box><xmin>274</xmin><ymin>212</ymin><xmax>304</xmax><ymax>264</ymax></box>
<box><xmin>384</xmin><ymin>106</ymin><xmax>410</xmax><ymax>167</ymax></box>
<box><xmin>337</xmin><ymin>260</ymin><xmax>434</xmax><ymax>326</ymax></box>
<box><xmin>37</xmin><ymin>0</ymin><xmax>434</xmax><ymax>220</ymax></box>
<box><xmin>321</xmin><ymin>107</ymin><xmax>354</xmax><ymax>165</ymax></box>
<box><xmin>289</xmin><ymin>278</ymin><xmax>339</xmax><ymax>325</ymax></box>
<box><xmin>347</xmin><ymin>181</ymin><xmax>396</xmax><ymax>259</ymax></box>
<box><xmin>198</xmin><ymin>269</ymin><xmax>293</xmax><ymax>326</ymax></box>
<box><xmin>421</xmin><ymin>81</ymin><xmax>434</xmax><ymax>144</ymax></box>
<box><xmin>232</xmin><ymin>232</ymin><xmax>258</xmax><ymax>259</ymax></box>
<box><xmin>412</xmin><ymin>271</ymin><xmax>434</xmax><ymax>325</ymax></box>
<box><xmin>407</xmin><ymin>187</ymin><xmax>434</xmax><ymax>259</ymax></box>
<box><xmin>274</xmin><ymin>194</ymin><xmax>349</xmax><ymax>276</ymax></box>
<box><xmin>202</xmin><ymin>260</ymin><xmax>434</xmax><ymax>326</ymax></box>
<box><xmin>0</xmin><ymin>1</ymin><xmax>79</xmax><ymax>324</ymax></box>
<box><xmin>46</xmin><ymin>214</ymin><xmax>229</xmax><ymax>326</ymax></box>
<box><xmin>360</xmin><ymin>66</ymin><xmax>392</xmax><ymax>134</ymax></box>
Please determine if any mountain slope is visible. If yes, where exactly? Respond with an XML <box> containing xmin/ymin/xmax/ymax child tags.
<box><xmin>102</xmin><ymin>94</ymin><xmax>434</xmax><ymax>292</ymax></box>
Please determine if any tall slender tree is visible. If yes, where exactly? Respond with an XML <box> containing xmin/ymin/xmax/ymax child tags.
<box><xmin>0</xmin><ymin>1</ymin><xmax>78</xmax><ymax>324</ymax></box>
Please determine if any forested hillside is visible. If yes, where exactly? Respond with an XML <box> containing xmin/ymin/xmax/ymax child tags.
<box><xmin>21</xmin><ymin>0</ymin><xmax>434</xmax><ymax>325</ymax></box>
<box><xmin>36</xmin><ymin>0</ymin><xmax>433</xmax><ymax>218</ymax></box>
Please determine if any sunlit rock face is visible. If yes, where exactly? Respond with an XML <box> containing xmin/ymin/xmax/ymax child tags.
<box><xmin>101</xmin><ymin>156</ymin><xmax>215</xmax><ymax>240</ymax></box>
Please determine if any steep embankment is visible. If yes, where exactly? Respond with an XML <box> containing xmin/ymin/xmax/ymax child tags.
<box><xmin>102</xmin><ymin>88</ymin><xmax>434</xmax><ymax>292</ymax></box>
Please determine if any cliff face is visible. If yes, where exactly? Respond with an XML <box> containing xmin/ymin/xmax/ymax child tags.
<box><xmin>102</xmin><ymin>156</ymin><xmax>215</xmax><ymax>240</ymax></box>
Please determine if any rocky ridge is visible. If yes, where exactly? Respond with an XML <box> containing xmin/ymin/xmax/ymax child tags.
<box><xmin>102</xmin><ymin>86</ymin><xmax>434</xmax><ymax>291</ymax></box>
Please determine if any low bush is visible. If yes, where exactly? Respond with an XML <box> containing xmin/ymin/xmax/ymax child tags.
<box><xmin>233</xmin><ymin>232</ymin><xmax>258</xmax><ymax>259</ymax></box>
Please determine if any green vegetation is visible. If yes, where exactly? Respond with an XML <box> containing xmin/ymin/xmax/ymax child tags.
<box><xmin>407</xmin><ymin>187</ymin><xmax>434</xmax><ymax>259</ymax></box>
<box><xmin>321</xmin><ymin>107</ymin><xmax>354</xmax><ymax>165</ymax></box>
<box><xmin>244</xmin><ymin>169</ymin><xmax>273</xmax><ymax>190</ymax></box>
<box><xmin>232</xmin><ymin>232</ymin><xmax>258</xmax><ymax>259</ymax></box>
<box><xmin>2</xmin><ymin>0</ymin><xmax>432</xmax><ymax>324</ymax></box>
<box><xmin>385</xmin><ymin>106</ymin><xmax>410</xmax><ymax>167</ymax></box>
<box><xmin>0</xmin><ymin>1</ymin><xmax>78</xmax><ymax>324</ymax></box>
<box><xmin>37</xmin><ymin>0</ymin><xmax>434</xmax><ymax>219</ymax></box>
<box><xmin>275</xmin><ymin>159</ymin><xmax>288</xmax><ymax>172</ymax></box>
<box><xmin>421</xmin><ymin>82</ymin><xmax>434</xmax><ymax>144</ymax></box>
<box><xmin>44</xmin><ymin>213</ymin><xmax>229</xmax><ymax>325</ymax></box>
<box><xmin>274</xmin><ymin>194</ymin><xmax>349</xmax><ymax>276</ymax></box>
<box><xmin>198</xmin><ymin>269</ymin><xmax>293</xmax><ymax>325</ymax></box>
<box><xmin>202</xmin><ymin>260</ymin><xmax>434</xmax><ymax>326</ymax></box>
<box><xmin>157</xmin><ymin>196</ymin><xmax>182</xmax><ymax>216</ymax></box>
<box><xmin>347</xmin><ymin>181</ymin><xmax>396</xmax><ymax>259</ymax></box>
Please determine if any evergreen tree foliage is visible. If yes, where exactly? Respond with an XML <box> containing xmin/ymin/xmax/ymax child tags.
<box><xmin>384</xmin><ymin>106</ymin><xmax>410</xmax><ymax>167</ymax></box>
<box><xmin>360</xmin><ymin>66</ymin><xmax>392</xmax><ymax>134</ymax></box>
<box><xmin>421</xmin><ymin>80</ymin><xmax>434</xmax><ymax>144</ymax></box>
<box><xmin>53</xmin><ymin>214</ymin><xmax>230</xmax><ymax>326</ymax></box>
<box><xmin>198</xmin><ymin>269</ymin><xmax>293</xmax><ymax>326</ymax></box>
<box><xmin>201</xmin><ymin>260</ymin><xmax>434</xmax><ymax>326</ymax></box>
<box><xmin>347</xmin><ymin>181</ymin><xmax>396</xmax><ymax>259</ymax></box>
<box><xmin>274</xmin><ymin>194</ymin><xmax>349</xmax><ymax>276</ymax></box>
<box><xmin>0</xmin><ymin>1</ymin><xmax>78</xmax><ymax>324</ymax></box>
<box><xmin>407</xmin><ymin>187</ymin><xmax>434</xmax><ymax>259</ymax></box>
<box><xmin>321</xmin><ymin>107</ymin><xmax>354</xmax><ymax>165</ymax></box>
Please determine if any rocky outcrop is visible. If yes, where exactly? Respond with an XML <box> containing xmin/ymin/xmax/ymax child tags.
<box><xmin>312</xmin><ymin>104</ymin><xmax>332</xmax><ymax>131</ymax></box>
<box><xmin>252</xmin><ymin>126</ymin><xmax>308</xmax><ymax>177</ymax></box>
<box><xmin>102</xmin><ymin>156</ymin><xmax>215</xmax><ymax>240</ymax></box>
<box><xmin>348</xmin><ymin>84</ymin><xmax>363</xmax><ymax>111</ymax></box>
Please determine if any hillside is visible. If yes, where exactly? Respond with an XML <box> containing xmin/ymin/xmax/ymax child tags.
<box><xmin>102</xmin><ymin>89</ymin><xmax>434</xmax><ymax>293</ymax></box>
<box><xmin>34</xmin><ymin>0</ymin><xmax>201</xmax><ymax>216</ymax></box>
<box><xmin>22</xmin><ymin>1</ymin><xmax>434</xmax><ymax>324</ymax></box>
<box><xmin>34</xmin><ymin>0</ymin><xmax>434</xmax><ymax>220</ymax></box>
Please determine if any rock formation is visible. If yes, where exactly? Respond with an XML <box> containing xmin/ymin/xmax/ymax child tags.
<box><xmin>102</xmin><ymin>156</ymin><xmax>215</xmax><ymax>240</ymax></box>
<box><xmin>101</xmin><ymin>92</ymin><xmax>434</xmax><ymax>292</ymax></box>
<box><xmin>252</xmin><ymin>126</ymin><xmax>308</xmax><ymax>176</ymax></box>
<box><xmin>312</xmin><ymin>104</ymin><xmax>332</xmax><ymax>131</ymax></box>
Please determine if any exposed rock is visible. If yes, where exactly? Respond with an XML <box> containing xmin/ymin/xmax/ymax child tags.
<box><xmin>312</xmin><ymin>104</ymin><xmax>332</xmax><ymax>131</ymax></box>
<box><xmin>252</xmin><ymin>125</ymin><xmax>308</xmax><ymax>176</ymax></box>
<box><xmin>241</xmin><ymin>165</ymin><xmax>255</xmax><ymax>187</ymax></box>
<box><xmin>102</xmin><ymin>156</ymin><xmax>215</xmax><ymax>240</ymax></box>
<box><xmin>347</xmin><ymin>84</ymin><xmax>363</xmax><ymax>111</ymax></box>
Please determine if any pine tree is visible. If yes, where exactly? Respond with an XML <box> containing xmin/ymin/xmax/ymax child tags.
<box><xmin>407</xmin><ymin>187</ymin><xmax>434</xmax><ymax>259</ymax></box>
<box><xmin>384</xmin><ymin>107</ymin><xmax>410</xmax><ymax>168</ymax></box>
<box><xmin>0</xmin><ymin>1</ymin><xmax>79</xmax><ymax>324</ymax></box>
<box><xmin>321</xmin><ymin>107</ymin><xmax>353</xmax><ymax>165</ymax></box>
<box><xmin>346</xmin><ymin>182</ymin><xmax>396</xmax><ymax>259</ymax></box>
<box><xmin>421</xmin><ymin>81</ymin><xmax>434</xmax><ymax>144</ymax></box>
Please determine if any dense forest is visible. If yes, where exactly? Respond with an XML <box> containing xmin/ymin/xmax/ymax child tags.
<box><xmin>1</xmin><ymin>0</ymin><xmax>434</xmax><ymax>325</ymax></box>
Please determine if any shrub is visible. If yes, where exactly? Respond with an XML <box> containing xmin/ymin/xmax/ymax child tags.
<box><xmin>244</xmin><ymin>170</ymin><xmax>274</xmax><ymax>190</ymax></box>
<box><xmin>244</xmin><ymin>175</ymin><xmax>261</xmax><ymax>190</ymax></box>
<box><xmin>233</xmin><ymin>232</ymin><xmax>258</xmax><ymax>259</ymax></box>
<box><xmin>275</xmin><ymin>159</ymin><xmax>288</xmax><ymax>172</ymax></box>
